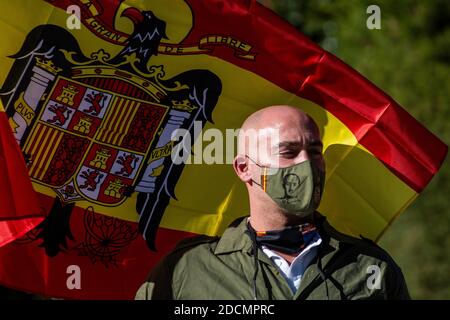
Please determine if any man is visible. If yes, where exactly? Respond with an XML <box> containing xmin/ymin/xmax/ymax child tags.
<box><xmin>136</xmin><ymin>105</ymin><xmax>410</xmax><ymax>300</ymax></box>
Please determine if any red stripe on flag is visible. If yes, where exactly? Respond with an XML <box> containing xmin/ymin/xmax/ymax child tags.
<box><xmin>183</xmin><ymin>0</ymin><xmax>448</xmax><ymax>192</ymax></box>
<box><xmin>0</xmin><ymin>112</ymin><xmax>44</xmax><ymax>246</ymax></box>
<box><xmin>298</xmin><ymin>53</ymin><xmax>447</xmax><ymax>192</ymax></box>
<box><xmin>0</xmin><ymin>192</ymin><xmax>195</xmax><ymax>299</ymax></box>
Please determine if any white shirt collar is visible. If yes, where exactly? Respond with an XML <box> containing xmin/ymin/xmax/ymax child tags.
<box><xmin>262</xmin><ymin>232</ymin><xmax>322</xmax><ymax>293</ymax></box>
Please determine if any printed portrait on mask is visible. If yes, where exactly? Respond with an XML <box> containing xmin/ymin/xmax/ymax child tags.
<box><xmin>280</xmin><ymin>173</ymin><xmax>302</xmax><ymax>203</ymax></box>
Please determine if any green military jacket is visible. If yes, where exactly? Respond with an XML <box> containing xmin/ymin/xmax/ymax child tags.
<box><xmin>136</xmin><ymin>216</ymin><xmax>410</xmax><ymax>300</ymax></box>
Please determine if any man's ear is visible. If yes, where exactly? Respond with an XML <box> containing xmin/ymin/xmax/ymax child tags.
<box><xmin>233</xmin><ymin>155</ymin><xmax>253</xmax><ymax>183</ymax></box>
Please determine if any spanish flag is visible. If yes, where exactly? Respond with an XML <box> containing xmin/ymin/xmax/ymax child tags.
<box><xmin>0</xmin><ymin>101</ymin><xmax>44</xmax><ymax>247</ymax></box>
<box><xmin>0</xmin><ymin>0</ymin><xmax>446</xmax><ymax>299</ymax></box>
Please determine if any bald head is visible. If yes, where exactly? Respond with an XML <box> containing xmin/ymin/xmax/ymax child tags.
<box><xmin>237</xmin><ymin>105</ymin><xmax>321</xmax><ymax>159</ymax></box>
<box><xmin>240</xmin><ymin>105</ymin><xmax>309</xmax><ymax>131</ymax></box>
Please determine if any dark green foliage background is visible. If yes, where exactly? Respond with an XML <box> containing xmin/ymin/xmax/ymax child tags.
<box><xmin>267</xmin><ymin>0</ymin><xmax>449</xmax><ymax>299</ymax></box>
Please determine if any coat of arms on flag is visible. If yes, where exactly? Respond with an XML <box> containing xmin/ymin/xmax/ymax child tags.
<box><xmin>2</xmin><ymin>16</ymin><xmax>222</xmax><ymax>253</ymax></box>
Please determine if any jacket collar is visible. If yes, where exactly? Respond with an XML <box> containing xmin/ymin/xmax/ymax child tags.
<box><xmin>214</xmin><ymin>217</ymin><xmax>253</xmax><ymax>255</ymax></box>
<box><xmin>214</xmin><ymin>214</ymin><xmax>340</xmax><ymax>260</ymax></box>
<box><xmin>213</xmin><ymin>213</ymin><xmax>349</xmax><ymax>299</ymax></box>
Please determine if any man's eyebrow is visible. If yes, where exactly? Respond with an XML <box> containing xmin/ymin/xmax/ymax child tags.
<box><xmin>274</xmin><ymin>140</ymin><xmax>323</xmax><ymax>149</ymax></box>
<box><xmin>274</xmin><ymin>141</ymin><xmax>302</xmax><ymax>149</ymax></box>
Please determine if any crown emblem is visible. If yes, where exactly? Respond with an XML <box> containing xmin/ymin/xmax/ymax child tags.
<box><xmin>171</xmin><ymin>99</ymin><xmax>197</xmax><ymax>112</ymax></box>
<box><xmin>35</xmin><ymin>57</ymin><xmax>62</xmax><ymax>74</ymax></box>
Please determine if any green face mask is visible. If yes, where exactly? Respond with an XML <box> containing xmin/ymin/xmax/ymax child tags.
<box><xmin>248</xmin><ymin>157</ymin><xmax>325</xmax><ymax>217</ymax></box>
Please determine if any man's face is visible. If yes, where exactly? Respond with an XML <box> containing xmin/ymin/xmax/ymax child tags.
<box><xmin>249</xmin><ymin>110</ymin><xmax>325</xmax><ymax>177</ymax></box>
<box><xmin>284</xmin><ymin>174</ymin><xmax>301</xmax><ymax>197</ymax></box>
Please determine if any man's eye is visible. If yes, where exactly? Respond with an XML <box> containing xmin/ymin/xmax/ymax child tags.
<box><xmin>279</xmin><ymin>151</ymin><xmax>297</xmax><ymax>158</ymax></box>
